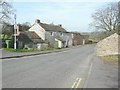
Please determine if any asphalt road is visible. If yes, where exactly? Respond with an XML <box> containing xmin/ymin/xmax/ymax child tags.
<box><xmin>2</xmin><ymin>45</ymin><xmax>118</xmax><ymax>88</ymax></box>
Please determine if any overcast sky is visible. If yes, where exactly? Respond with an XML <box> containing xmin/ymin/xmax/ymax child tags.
<box><xmin>10</xmin><ymin>0</ymin><xmax>119</xmax><ymax>32</ymax></box>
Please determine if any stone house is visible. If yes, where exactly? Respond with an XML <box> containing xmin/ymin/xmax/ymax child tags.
<box><xmin>16</xmin><ymin>19</ymin><xmax>73</xmax><ymax>49</ymax></box>
<box><xmin>72</xmin><ymin>32</ymin><xmax>84</xmax><ymax>46</ymax></box>
<box><xmin>81</xmin><ymin>34</ymin><xmax>90</xmax><ymax>44</ymax></box>
<box><xmin>96</xmin><ymin>33</ymin><xmax>120</xmax><ymax>56</ymax></box>
<box><xmin>28</xmin><ymin>19</ymin><xmax>73</xmax><ymax>48</ymax></box>
<box><xmin>17</xmin><ymin>31</ymin><xmax>48</xmax><ymax>50</ymax></box>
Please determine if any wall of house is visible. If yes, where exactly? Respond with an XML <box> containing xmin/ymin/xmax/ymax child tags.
<box><xmin>17</xmin><ymin>41</ymin><xmax>24</xmax><ymax>49</ymax></box>
<box><xmin>55</xmin><ymin>38</ymin><xmax>63</xmax><ymax>48</ymax></box>
<box><xmin>65</xmin><ymin>33</ymin><xmax>73</xmax><ymax>47</ymax></box>
<box><xmin>29</xmin><ymin>23</ymin><xmax>46</xmax><ymax>40</ymax></box>
<box><xmin>37</xmin><ymin>43</ymin><xmax>48</xmax><ymax>50</ymax></box>
<box><xmin>24</xmin><ymin>43</ymin><xmax>48</xmax><ymax>50</ymax></box>
<box><xmin>96</xmin><ymin>33</ymin><xmax>120</xmax><ymax>56</ymax></box>
<box><xmin>45</xmin><ymin>31</ymin><xmax>73</xmax><ymax>48</ymax></box>
<box><xmin>72</xmin><ymin>33</ymin><xmax>84</xmax><ymax>46</ymax></box>
<box><xmin>57</xmin><ymin>32</ymin><xmax>69</xmax><ymax>47</ymax></box>
<box><xmin>82</xmin><ymin>35</ymin><xmax>89</xmax><ymax>44</ymax></box>
<box><xmin>45</xmin><ymin>31</ymin><xmax>55</xmax><ymax>47</ymax></box>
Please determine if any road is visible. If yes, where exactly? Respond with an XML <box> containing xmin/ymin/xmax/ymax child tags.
<box><xmin>2</xmin><ymin>45</ymin><xmax>118</xmax><ymax>88</ymax></box>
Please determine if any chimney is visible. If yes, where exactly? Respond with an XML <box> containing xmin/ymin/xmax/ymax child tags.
<box><xmin>16</xmin><ymin>24</ymin><xmax>21</xmax><ymax>36</ymax></box>
<box><xmin>35</xmin><ymin>19</ymin><xmax>40</xmax><ymax>23</ymax></box>
<box><xmin>58</xmin><ymin>24</ymin><xmax>62</xmax><ymax>27</ymax></box>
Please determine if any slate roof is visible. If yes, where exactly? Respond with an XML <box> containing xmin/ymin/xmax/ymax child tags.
<box><xmin>40</xmin><ymin>23</ymin><xmax>67</xmax><ymax>32</ymax></box>
<box><xmin>18</xmin><ymin>31</ymin><xmax>45</xmax><ymax>43</ymax></box>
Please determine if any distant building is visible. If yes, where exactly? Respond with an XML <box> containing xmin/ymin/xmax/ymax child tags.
<box><xmin>81</xmin><ymin>33</ymin><xmax>90</xmax><ymax>44</ymax></box>
<box><xmin>72</xmin><ymin>32</ymin><xmax>84</xmax><ymax>46</ymax></box>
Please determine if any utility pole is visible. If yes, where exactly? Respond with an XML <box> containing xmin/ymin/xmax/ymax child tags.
<box><xmin>14</xmin><ymin>14</ymin><xmax>17</xmax><ymax>49</ymax></box>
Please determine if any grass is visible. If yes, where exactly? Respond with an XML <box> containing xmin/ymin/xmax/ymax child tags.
<box><xmin>4</xmin><ymin>48</ymin><xmax>39</xmax><ymax>52</ymax></box>
<box><xmin>41</xmin><ymin>47</ymin><xmax>62</xmax><ymax>51</ymax></box>
<box><xmin>101</xmin><ymin>55</ymin><xmax>120</xmax><ymax>63</ymax></box>
<box><xmin>4</xmin><ymin>47</ymin><xmax>61</xmax><ymax>52</ymax></box>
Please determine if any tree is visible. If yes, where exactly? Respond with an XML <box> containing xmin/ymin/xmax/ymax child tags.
<box><xmin>90</xmin><ymin>2</ymin><xmax>119</xmax><ymax>32</ymax></box>
<box><xmin>21</xmin><ymin>22</ymin><xmax>31</xmax><ymax>31</ymax></box>
<box><xmin>1</xmin><ymin>22</ymin><xmax>14</xmax><ymax>39</ymax></box>
<box><xmin>118</xmin><ymin>1</ymin><xmax>120</xmax><ymax>34</ymax></box>
<box><xmin>0</xmin><ymin>0</ymin><xmax>13</xmax><ymax>23</ymax></box>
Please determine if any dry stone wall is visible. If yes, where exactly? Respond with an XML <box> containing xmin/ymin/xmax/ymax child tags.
<box><xmin>96</xmin><ymin>33</ymin><xmax>120</xmax><ymax>56</ymax></box>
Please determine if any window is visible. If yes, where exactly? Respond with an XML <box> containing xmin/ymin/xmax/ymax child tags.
<box><xmin>60</xmin><ymin>32</ymin><xmax>63</xmax><ymax>36</ymax></box>
<box><xmin>50</xmin><ymin>32</ymin><xmax>54</xmax><ymax>36</ymax></box>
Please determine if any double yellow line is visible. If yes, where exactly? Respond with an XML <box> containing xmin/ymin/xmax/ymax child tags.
<box><xmin>71</xmin><ymin>78</ymin><xmax>82</xmax><ymax>89</ymax></box>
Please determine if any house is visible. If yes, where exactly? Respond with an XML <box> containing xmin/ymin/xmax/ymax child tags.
<box><xmin>72</xmin><ymin>32</ymin><xmax>84</xmax><ymax>46</ymax></box>
<box><xmin>17</xmin><ymin>31</ymin><xmax>48</xmax><ymax>50</ymax></box>
<box><xmin>28</xmin><ymin>19</ymin><xmax>73</xmax><ymax>48</ymax></box>
<box><xmin>96</xmin><ymin>33</ymin><xmax>120</xmax><ymax>56</ymax></box>
<box><xmin>81</xmin><ymin>34</ymin><xmax>90</xmax><ymax>44</ymax></box>
<box><xmin>16</xmin><ymin>19</ymin><xmax>87</xmax><ymax>49</ymax></box>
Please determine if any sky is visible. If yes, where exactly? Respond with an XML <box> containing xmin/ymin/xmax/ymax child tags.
<box><xmin>9</xmin><ymin>0</ymin><xmax>119</xmax><ymax>32</ymax></box>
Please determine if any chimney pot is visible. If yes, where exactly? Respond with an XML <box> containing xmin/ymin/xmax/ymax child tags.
<box><xmin>59</xmin><ymin>24</ymin><xmax>62</xmax><ymax>27</ymax></box>
<box><xmin>16</xmin><ymin>24</ymin><xmax>21</xmax><ymax>36</ymax></box>
<box><xmin>35</xmin><ymin>19</ymin><xmax>40</xmax><ymax>23</ymax></box>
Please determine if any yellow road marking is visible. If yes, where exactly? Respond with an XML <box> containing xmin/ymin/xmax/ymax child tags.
<box><xmin>71</xmin><ymin>78</ymin><xmax>82</xmax><ymax>89</ymax></box>
<box><xmin>75</xmin><ymin>78</ymin><xmax>82</xmax><ymax>88</ymax></box>
<box><xmin>71</xmin><ymin>78</ymin><xmax>79</xmax><ymax>88</ymax></box>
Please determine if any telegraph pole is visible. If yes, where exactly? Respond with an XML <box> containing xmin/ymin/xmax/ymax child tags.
<box><xmin>14</xmin><ymin>14</ymin><xmax>17</xmax><ymax>49</ymax></box>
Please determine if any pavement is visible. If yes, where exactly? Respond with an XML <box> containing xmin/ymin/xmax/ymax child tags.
<box><xmin>83</xmin><ymin>55</ymin><xmax>118</xmax><ymax>88</ymax></box>
<box><xmin>1</xmin><ymin>44</ymin><xmax>118</xmax><ymax>88</ymax></box>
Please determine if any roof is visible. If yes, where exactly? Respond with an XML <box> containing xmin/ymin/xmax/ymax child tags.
<box><xmin>18</xmin><ymin>31</ymin><xmax>45</xmax><ymax>43</ymax></box>
<box><xmin>39</xmin><ymin>23</ymin><xmax>67</xmax><ymax>32</ymax></box>
<box><xmin>55</xmin><ymin>37</ymin><xmax>66</xmax><ymax>42</ymax></box>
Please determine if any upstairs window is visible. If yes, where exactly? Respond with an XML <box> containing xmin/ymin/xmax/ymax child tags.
<box><xmin>50</xmin><ymin>32</ymin><xmax>54</xmax><ymax>36</ymax></box>
<box><xmin>60</xmin><ymin>32</ymin><xmax>63</xmax><ymax>36</ymax></box>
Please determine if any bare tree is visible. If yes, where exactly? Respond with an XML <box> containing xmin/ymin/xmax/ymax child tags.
<box><xmin>118</xmin><ymin>1</ymin><xmax>120</xmax><ymax>34</ymax></box>
<box><xmin>90</xmin><ymin>2</ymin><xmax>119</xmax><ymax>32</ymax></box>
<box><xmin>0</xmin><ymin>0</ymin><xmax>13</xmax><ymax>23</ymax></box>
<box><xmin>118</xmin><ymin>1</ymin><xmax>120</xmax><ymax>22</ymax></box>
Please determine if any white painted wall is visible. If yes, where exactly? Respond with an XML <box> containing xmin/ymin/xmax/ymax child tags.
<box><xmin>55</xmin><ymin>38</ymin><xmax>63</xmax><ymax>48</ymax></box>
<box><xmin>29</xmin><ymin>23</ymin><xmax>46</xmax><ymax>40</ymax></box>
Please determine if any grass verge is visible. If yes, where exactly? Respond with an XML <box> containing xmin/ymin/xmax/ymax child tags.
<box><xmin>4</xmin><ymin>48</ymin><xmax>39</xmax><ymax>52</ymax></box>
<box><xmin>4</xmin><ymin>47</ymin><xmax>61</xmax><ymax>52</ymax></box>
<box><xmin>100</xmin><ymin>54</ymin><xmax>120</xmax><ymax>64</ymax></box>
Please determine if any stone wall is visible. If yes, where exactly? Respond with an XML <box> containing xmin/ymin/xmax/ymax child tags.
<box><xmin>72</xmin><ymin>33</ymin><xmax>84</xmax><ymax>46</ymax></box>
<box><xmin>96</xmin><ymin>33</ymin><xmax>120</xmax><ymax>56</ymax></box>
